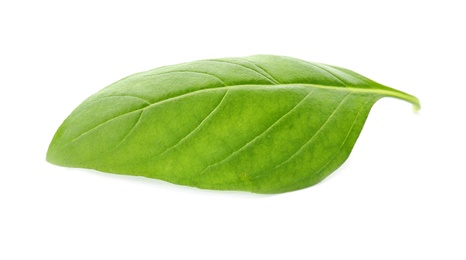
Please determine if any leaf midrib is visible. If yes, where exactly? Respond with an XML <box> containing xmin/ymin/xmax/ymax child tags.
<box><xmin>66</xmin><ymin>82</ymin><xmax>419</xmax><ymax>145</ymax></box>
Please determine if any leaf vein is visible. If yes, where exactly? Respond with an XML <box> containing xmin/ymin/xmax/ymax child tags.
<box><xmin>207</xmin><ymin>59</ymin><xmax>279</xmax><ymax>84</ymax></box>
<box><xmin>246</xmin><ymin>61</ymin><xmax>281</xmax><ymax>84</ymax></box>
<box><xmin>306</xmin><ymin>62</ymin><xmax>349</xmax><ymax>87</ymax></box>
<box><xmin>116</xmin><ymin>110</ymin><xmax>144</xmax><ymax>147</ymax></box>
<box><xmin>155</xmin><ymin>90</ymin><xmax>229</xmax><ymax>158</ymax></box>
<box><xmin>67</xmin><ymin>88</ymin><xmax>228</xmax><ymax>145</ymax></box>
<box><xmin>235</xmin><ymin>58</ymin><xmax>280</xmax><ymax>84</ymax></box>
<box><xmin>280</xmin><ymin>99</ymin><xmax>369</xmax><ymax>191</ymax></box>
<box><xmin>98</xmin><ymin>94</ymin><xmax>151</xmax><ymax>105</ymax></box>
<box><xmin>65</xmin><ymin>82</ymin><xmax>393</xmax><ymax>147</ymax></box>
<box><xmin>314</xmin><ymin>100</ymin><xmax>369</xmax><ymax>175</ymax></box>
<box><xmin>274</xmin><ymin>93</ymin><xmax>352</xmax><ymax>168</ymax></box>
<box><xmin>144</xmin><ymin>70</ymin><xmax>227</xmax><ymax>86</ymax></box>
<box><xmin>196</xmin><ymin>89</ymin><xmax>316</xmax><ymax>177</ymax></box>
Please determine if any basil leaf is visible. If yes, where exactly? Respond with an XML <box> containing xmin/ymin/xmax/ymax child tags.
<box><xmin>47</xmin><ymin>55</ymin><xmax>420</xmax><ymax>194</ymax></box>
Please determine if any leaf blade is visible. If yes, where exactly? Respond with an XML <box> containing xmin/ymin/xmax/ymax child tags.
<box><xmin>47</xmin><ymin>55</ymin><xmax>420</xmax><ymax>193</ymax></box>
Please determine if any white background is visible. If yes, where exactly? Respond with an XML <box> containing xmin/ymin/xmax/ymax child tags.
<box><xmin>1</xmin><ymin>0</ymin><xmax>465</xmax><ymax>259</ymax></box>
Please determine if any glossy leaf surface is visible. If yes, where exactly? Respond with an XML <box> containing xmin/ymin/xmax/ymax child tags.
<box><xmin>47</xmin><ymin>55</ymin><xmax>420</xmax><ymax>193</ymax></box>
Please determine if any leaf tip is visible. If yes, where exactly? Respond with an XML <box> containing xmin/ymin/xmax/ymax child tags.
<box><xmin>411</xmin><ymin>96</ymin><xmax>421</xmax><ymax>112</ymax></box>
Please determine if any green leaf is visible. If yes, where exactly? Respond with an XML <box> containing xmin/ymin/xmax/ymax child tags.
<box><xmin>47</xmin><ymin>55</ymin><xmax>420</xmax><ymax>194</ymax></box>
